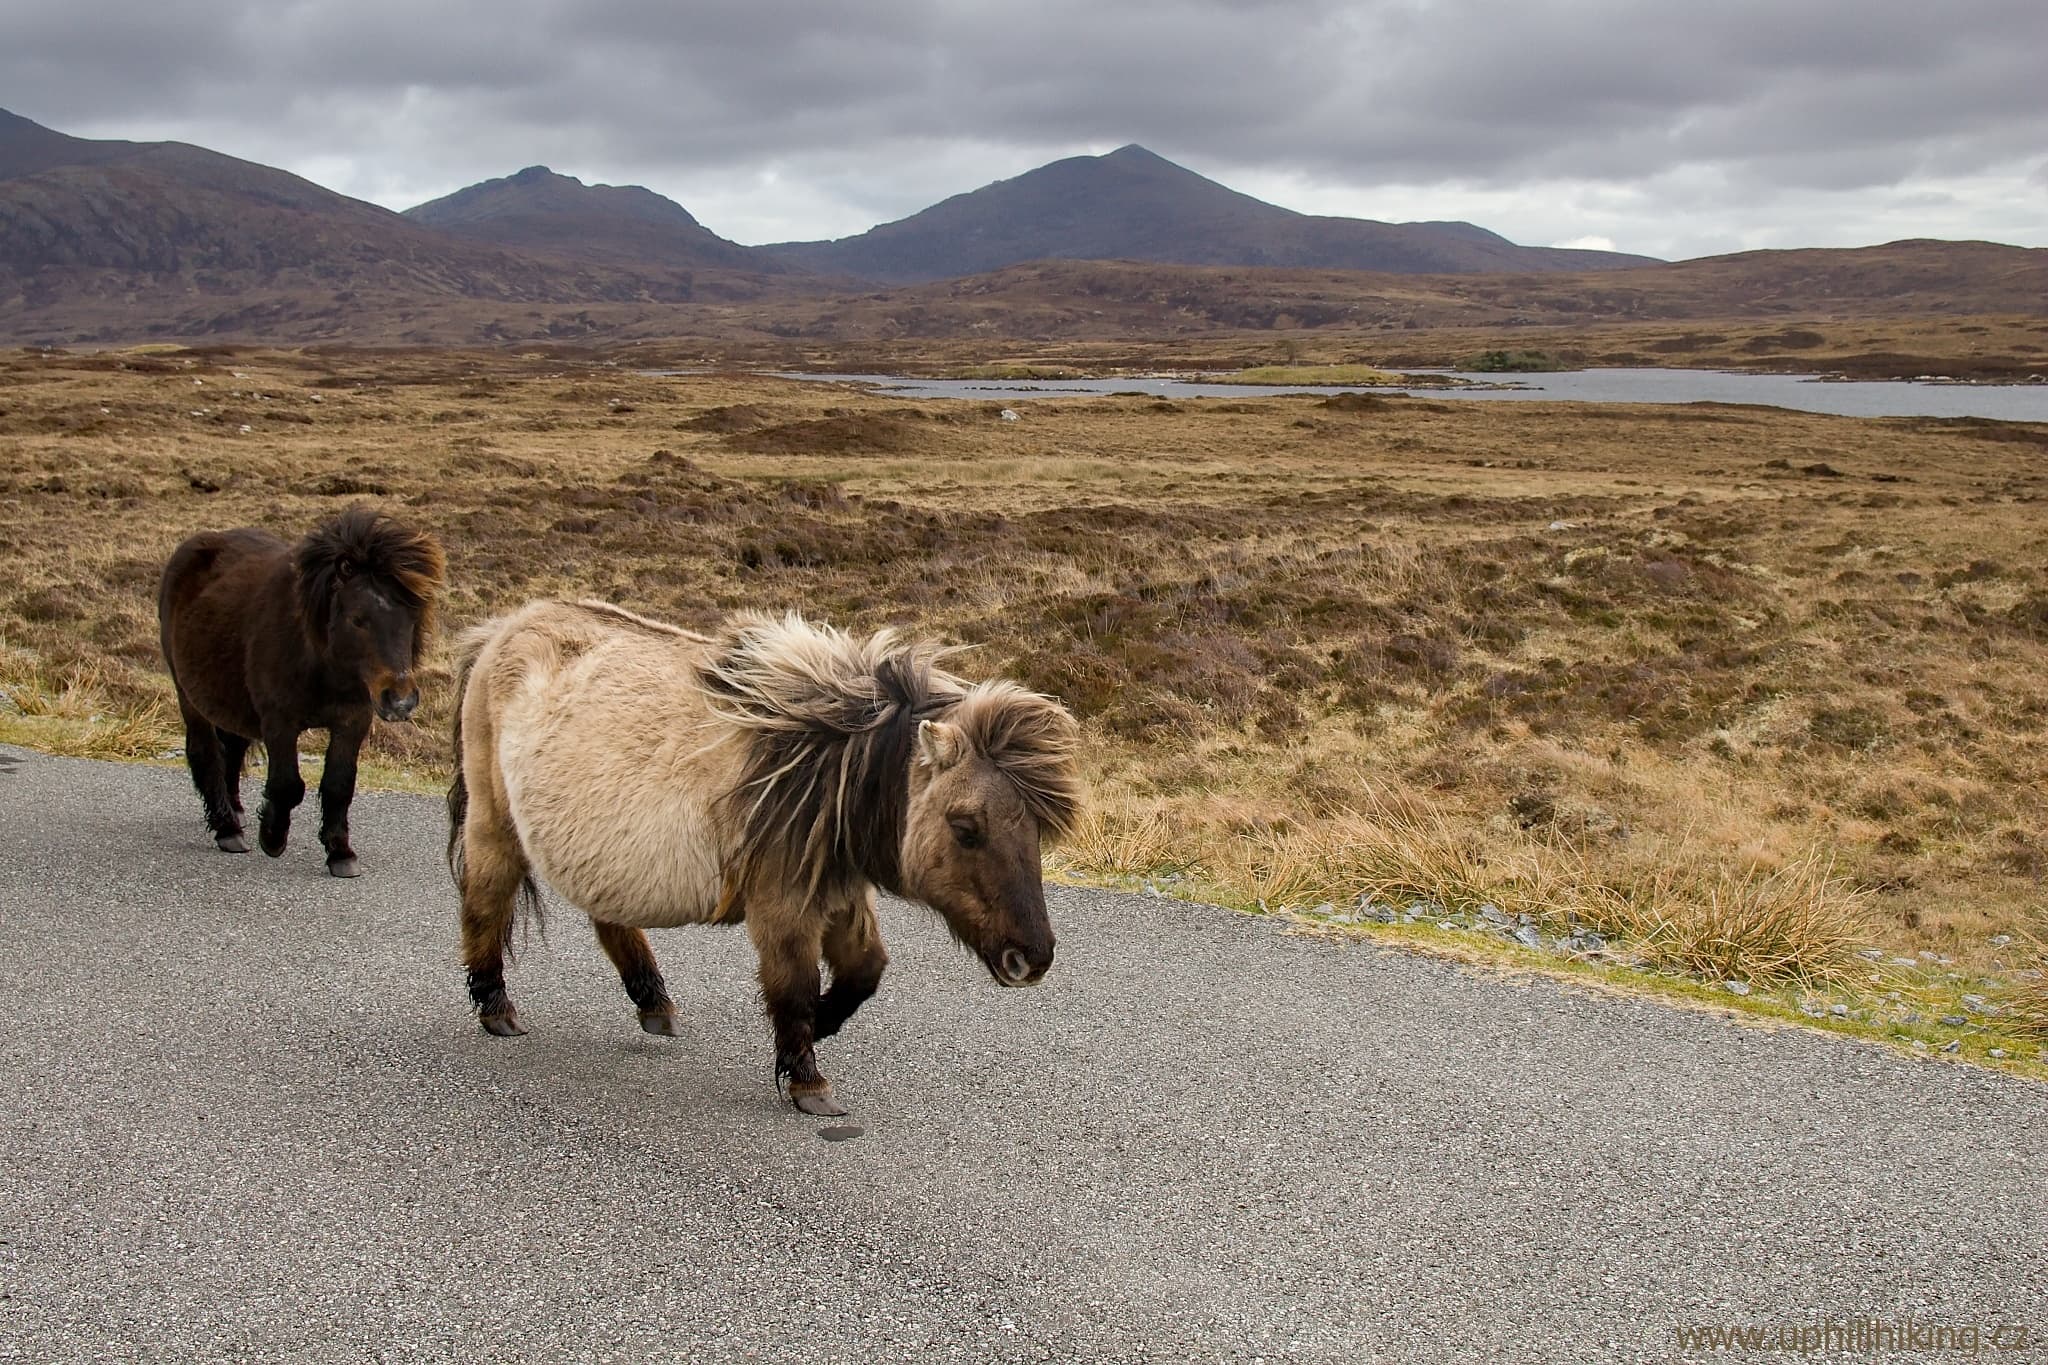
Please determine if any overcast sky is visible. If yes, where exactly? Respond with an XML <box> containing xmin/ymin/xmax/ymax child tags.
<box><xmin>5</xmin><ymin>0</ymin><xmax>2045</xmax><ymax>261</ymax></box>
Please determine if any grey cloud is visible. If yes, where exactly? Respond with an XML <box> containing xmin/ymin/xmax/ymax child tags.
<box><xmin>1</xmin><ymin>0</ymin><xmax>2043</xmax><ymax>257</ymax></box>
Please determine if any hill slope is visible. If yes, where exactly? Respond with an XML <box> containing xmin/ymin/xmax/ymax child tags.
<box><xmin>760</xmin><ymin>144</ymin><xmax>1657</xmax><ymax>283</ymax></box>
<box><xmin>733</xmin><ymin>241</ymin><xmax>2048</xmax><ymax>352</ymax></box>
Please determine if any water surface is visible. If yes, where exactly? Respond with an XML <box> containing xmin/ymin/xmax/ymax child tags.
<box><xmin>760</xmin><ymin>368</ymin><xmax>2048</xmax><ymax>421</ymax></box>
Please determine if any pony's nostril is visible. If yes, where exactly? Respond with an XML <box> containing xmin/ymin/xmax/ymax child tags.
<box><xmin>1001</xmin><ymin>947</ymin><xmax>1032</xmax><ymax>982</ymax></box>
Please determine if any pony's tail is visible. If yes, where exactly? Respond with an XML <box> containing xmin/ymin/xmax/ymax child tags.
<box><xmin>445</xmin><ymin>625</ymin><xmax>545</xmax><ymax>948</ymax></box>
<box><xmin>445</xmin><ymin>632</ymin><xmax>480</xmax><ymax>885</ymax></box>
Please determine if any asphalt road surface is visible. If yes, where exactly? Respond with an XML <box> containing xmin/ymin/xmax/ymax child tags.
<box><xmin>2</xmin><ymin>745</ymin><xmax>2043</xmax><ymax>1363</ymax></box>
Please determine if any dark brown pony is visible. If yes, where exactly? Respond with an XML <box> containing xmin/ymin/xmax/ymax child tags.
<box><xmin>158</xmin><ymin>507</ymin><xmax>444</xmax><ymax>877</ymax></box>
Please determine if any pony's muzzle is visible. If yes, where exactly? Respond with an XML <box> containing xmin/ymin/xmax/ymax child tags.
<box><xmin>996</xmin><ymin>944</ymin><xmax>1052</xmax><ymax>988</ymax></box>
<box><xmin>378</xmin><ymin>687</ymin><xmax>421</xmax><ymax>722</ymax></box>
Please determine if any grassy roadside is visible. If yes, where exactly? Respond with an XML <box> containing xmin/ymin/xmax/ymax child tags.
<box><xmin>1051</xmin><ymin>864</ymin><xmax>2048</xmax><ymax>1081</ymax></box>
<box><xmin>12</xmin><ymin>697</ymin><xmax>2038</xmax><ymax>1079</ymax></box>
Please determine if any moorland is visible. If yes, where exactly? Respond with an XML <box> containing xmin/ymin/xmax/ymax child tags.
<box><xmin>2</xmin><ymin>343</ymin><xmax>2043</xmax><ymax>1066</ymax></box>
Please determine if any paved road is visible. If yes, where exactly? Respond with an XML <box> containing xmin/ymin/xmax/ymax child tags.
<box><xmin>1</xmin><ymin>745</ymin><xmax>2043</xmax><ymax>1363</ymax></box>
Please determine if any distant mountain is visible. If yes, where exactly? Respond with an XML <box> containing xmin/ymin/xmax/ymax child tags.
<box><xmin>0</xmin><ymin>108</ymin><xmax>804</xmax><ymax>344</ymax></box>
<box><xmin>760</xmin><ymin>144</ymin><xmax>1658</xmax><ymax>283</ymax></box>
<box><xmin>0</xmin><ymin>108</ymin><xmax>571</xmax><ymax>284</ymax></box>
<box><xmin>405</xmin><ymin>166</ymin><xmax>783</xmax><ymax>273</ymax></box>
<box><xmin>5</xmin><ymin>109</ymin><xmax>2039</xmax><ymax>350</ymax></box>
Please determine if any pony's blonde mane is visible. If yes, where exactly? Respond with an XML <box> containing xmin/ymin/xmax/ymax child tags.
<box><xmin>697</xmin><ymin>612</ymin><xmax>1080</xmax><ymax>898</ymax></box>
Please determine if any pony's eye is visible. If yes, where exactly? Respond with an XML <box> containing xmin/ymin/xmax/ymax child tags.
<box><xmin>950</xmin><ymin>820</ymin><xmax>983</xmax><ymax>850</ymax></box>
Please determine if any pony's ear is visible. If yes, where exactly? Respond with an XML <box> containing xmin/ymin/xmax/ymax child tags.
<box><xmin>916</xmin><ymin>719</ymin><xmax>965</xmax><ymax>771</ymax></box>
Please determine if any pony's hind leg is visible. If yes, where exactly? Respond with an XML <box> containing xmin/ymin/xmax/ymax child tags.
<box><xmin>459</xmin><ymin>825</ymin><xmax>531</xmax><ymax>1036</ymax></box>
<box><xmin>179</xmin><ymin>700</ymin><xmax>245</xmax><ymax>852</ymax></box>
<box><xmin>217</xmin><ymin>728</ymin><xmax>249</xmax><ymax>816</ymax></box>
<box><xmin>593</xmin><ymin>920</ymin><xmax>680</xmax><ymax>1037</ymax></box>
<box><xmin>815</xmin><ymin>893</ymin><xmax>888</xmax><ymax>1043</ymax></box>
<box><xmin>450</xmin><ymin>667</ymin><xmax>534</xmax><ymax>1037</ymax></box>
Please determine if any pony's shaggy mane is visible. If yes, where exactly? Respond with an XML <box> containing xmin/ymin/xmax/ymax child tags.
<box><xmin>294</xmin><ymin>505</ymin><xmax>445</xmax><ymax>659</ymax></box>
<box><xmin>698</xmin><ymin>612</ymin><xmax>1081</xmax><ymax>899</ymax></box>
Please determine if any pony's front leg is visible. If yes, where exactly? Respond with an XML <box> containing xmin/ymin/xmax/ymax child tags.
<box><xmin>815</xmin><ymin>894</ymin><xmax>888</xmax><ymax>1043</ymax></box>
<box><xmin>317</xmin><ymin>715</ymin><xmax>368</xmax><ymax>878</ymax></box>
<box><xmin>255</xmin><ymin>724</ymin><xmax>305</xmax><ymax>858</ymax></box>
<box><xmin>749</xmin><ymin>911</ymin><xmax>845</xmax><ymax>1116</ymax></box>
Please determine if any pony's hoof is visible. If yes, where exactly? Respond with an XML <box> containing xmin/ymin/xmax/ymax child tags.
<box><xmin>215</xmin><ymin>834</ymin><xmax>249</xmax><ymax>854</ymax></box>
<box><xmin>480</xmin><ymin>1012</ymin><xmax>526</xmax><ymax>1037</ymax></box>
<box><xmin>638</xmin><ymin>1010</ymin><xmax>680</xmax><ymax>1037</ymax></box>
<box><xmin>790</xmin><ymin>1085</ymin><xmax>848</xmax><ymax>1117</ymax></box>
<box><xmin>256</xmin><ymin>806</ymin><xmax>287</xmax><ymax>857</ymax></box>
<box><xmin>327</xmin><ymin>856</ymin><xmax>361</xmax><ymax>879</ymax></box>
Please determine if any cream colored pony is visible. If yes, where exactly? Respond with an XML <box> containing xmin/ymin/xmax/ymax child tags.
<box><xmin>447</xmin><ymin>599</ymin><xmax>1082</xmax><ymax>1116</ymax></box>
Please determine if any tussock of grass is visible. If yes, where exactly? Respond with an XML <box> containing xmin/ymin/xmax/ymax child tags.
<box><xmin>1059</xmin><ymin>806</ymin><xmax>1202</xmax><ymax>880</ymax></box>
<box><xmin>1215</xmin><ymin>794</ymin><xmax>1491</xmax><ymax>913</ymax></box>
<box><xmin>2009</xmin><ymin>939</ymin><xmax>2048</xmax><ymax>1042</ymax></box>
<box><xmin>1577</xmin><ymin>849</ymin><xmax>1867</xmax><ymax>983</ymax></box>
<box><xmin>0</xmin><ymin>707</ymin><xmax>171</xmax><ymax>761</ymax></box>
<box><xmin>4</xmin><ymin>655</ymin><xmax>112</xmax><ymax>719</ymax></box>
<box><xmin>0</xmin><ymin>644</ymin><xmax>173</xmax><ymax>759</ymax></box>
<box><xmin>1065</xmin><ymin>796</ymin><xmax>1868</xmax><ymax>985</ymax></box>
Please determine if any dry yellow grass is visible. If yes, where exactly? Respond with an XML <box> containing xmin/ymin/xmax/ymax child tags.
<box><xmin>3</xmin><ymin>343</ymin><xmax>2046</xmax><ymax>1003</ymax></box>
<box><xmin>2008</xmin><ymin>937</ymin><xmax>2048</xmax><ymax>1042</ymax></box>
<box><xmin>1071</xmin><ymin>794</ymin><xmax>1869</xmax><ymax>984</ymax></box>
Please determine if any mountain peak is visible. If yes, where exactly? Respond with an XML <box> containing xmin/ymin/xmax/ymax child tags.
<box><xmin>404</xmin><ymin>165</ymin><xmax>772</xmax><ymax>272</ymax></box>
<box><xmin>763</xmin><ymin>142</ymin><xmax>1656</xmax><ymax>282</ymax></box>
